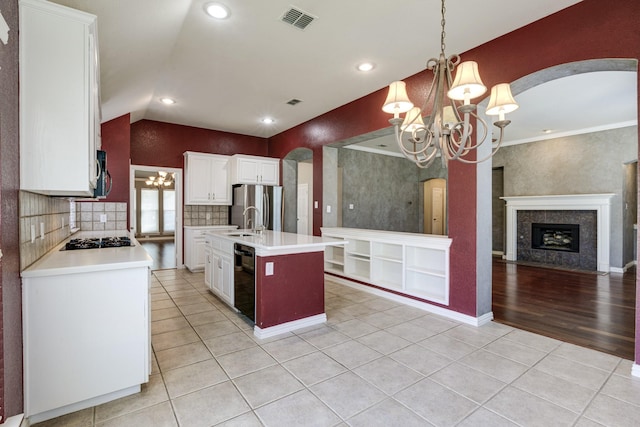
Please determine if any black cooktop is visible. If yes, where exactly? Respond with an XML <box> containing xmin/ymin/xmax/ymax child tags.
<box><xmin>62</xmin><ymin>236</ymin><xmax>133</xmax><ymax>251</ymax></box>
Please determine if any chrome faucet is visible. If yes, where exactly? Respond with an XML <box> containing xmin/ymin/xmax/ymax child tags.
<box><xmin>242</xmin><ymin>206</ymin><xmax>262</xmax><ymax>233</ymax></box>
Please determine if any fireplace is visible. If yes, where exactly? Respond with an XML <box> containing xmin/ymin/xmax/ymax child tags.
<box><xmin>531</xmin><ymin>223</ymin><xmax>580</xmax><ymax>253</ymax></box>
<box><xmin>501</xmin><ymin>194</ymin><xmax>614</xmax><ymax>272</ymax></box>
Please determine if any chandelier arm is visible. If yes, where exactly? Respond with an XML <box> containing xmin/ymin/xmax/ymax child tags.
<box><xmin>451</xmin><ymin>123</ymin><xmax>506</xmax><ymax>164</ymax></box>
<box><xmin>391</xmin><ymin>120</ymin><xmax>439</xmax><ymax>164</ymax></box>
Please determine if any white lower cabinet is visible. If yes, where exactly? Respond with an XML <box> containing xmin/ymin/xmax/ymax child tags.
<box><xmin>184</xmin><ymin>226</ymin><xmax>236</xmax><ymax>271</ymax></box>
<box><xmin>205</xmin><ymin>234</ymin><xmax>234</xmax><ymax>307</ymax></box>
<box><xmin>321</xmin><ymin>227</ymin><xmax>452</xmax><ymax>305</ymax></box>
<box><xmin>22</xmin><ymin>266</ymin><xmax>150</xmax><ymax>423</ymax></box>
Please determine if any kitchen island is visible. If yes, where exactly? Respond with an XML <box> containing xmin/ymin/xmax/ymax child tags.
<box><xmin>21</xmin><ymin>230</ymin><xmax>153</xmax><ymax>424</ymax></box>
<box><xmin>206</xmin><ymin>230</ymin><xmax>346</xmax><ymax>338</ymax></box>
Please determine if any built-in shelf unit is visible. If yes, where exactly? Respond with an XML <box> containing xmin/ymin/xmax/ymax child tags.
<box><xmin>321</xmin><ymin>227</ymin><xmax>452</xmax><ymax>305</ymax></box>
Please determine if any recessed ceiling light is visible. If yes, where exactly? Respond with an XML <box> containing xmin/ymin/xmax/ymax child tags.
<box><xmin>261</xmin><ymin>117</ymin><xmax>275</xmax><ymax>124</ymax></box>
<box><xmin>357</xmin><ymin>62</ymin><xmax>375</xmax><ymax>72</ymax></box>
<box><xmin>204</xmin><ymin>2</ymin><xmax>230</xmax><ymax>19</ymax></box>
<box><xmin>160</xmin><ymin>97</ymin><xmax>175</xmax><ymax>105</ymax></box>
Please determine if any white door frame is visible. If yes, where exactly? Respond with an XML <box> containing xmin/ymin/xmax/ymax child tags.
<box><xmin>297</xmin><ymin>183</ymin><xmax>310</xmax><ymax>235</ymax></box>
<box><xmin>130</xmin><ymin>165</ymin><xmax>184</xmax><ymax>268</ymax></box>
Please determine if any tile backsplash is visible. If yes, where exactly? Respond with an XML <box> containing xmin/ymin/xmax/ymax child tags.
<box><xmin>76</xmin><ymin>201</ymin><xmax>128</xmax><ymax>231</ymax></box>
<box><xmin>184</xmin><ymin>205</ymin><xmax>228</xmax><ymax>226</ymax></box>
<box><xmin>19</xmin><ymin>191</ymin><xmax>73</xmax><ymax>270</ymax></box>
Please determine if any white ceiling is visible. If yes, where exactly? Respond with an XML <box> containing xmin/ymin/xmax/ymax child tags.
<box><xmin>347</xmin><ymin>70</ymin><xmax>638</xmax><ymax>156</ymax></box>
<box><xmin>49</xmin><ymin>0</ymin><xmax>586</xmax><ymax>139</ymax></box>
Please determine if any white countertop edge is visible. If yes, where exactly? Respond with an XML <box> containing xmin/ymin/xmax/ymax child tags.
<box><xmin>207</xmin><ymin>229</ymin><xmax>347</xmax><ymax>254</ymax></box>
<box><xmin>183</xmin><ymin>225</ymin><xmax>238</xmax><ymax>230</ymax></box>
<box><xmin>21</xmin><ymin>260</ymin><xmax>153</xmax><ymax>278</ymax></box>
<box><xmin>254</xmin><ymin>245</ymin><xmax>331</xmax><ymax>257</ymax></box>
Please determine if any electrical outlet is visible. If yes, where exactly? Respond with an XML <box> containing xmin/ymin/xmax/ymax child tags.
<box><xmin>266</xmin><ymin>262</ymin><xmax>274</xmax><ymax>276</ymax></box>
<box><xmin>100</xmin><ymin>214</ymin><xmax>107</xmax><ymax>223</ymax></box>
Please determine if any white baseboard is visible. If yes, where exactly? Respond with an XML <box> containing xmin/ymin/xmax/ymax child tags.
<box><xmin>254</xmin><ymin>313</ymin><xmax>327</xmax><ymax>339</ymax></box>
<box><xmin>0</xmin><ymin>414</ymin><xmax>25</xmax><ymax>427</ymax></box>
<box><xmin>605</xmin><ymin>260</ymin><xmax>636</xmax><ymax>274</ymax></box>
<box><xmin>326</xmin><ymin>274</ymin><xmax>493</xmax><ymax>327</ymax></box>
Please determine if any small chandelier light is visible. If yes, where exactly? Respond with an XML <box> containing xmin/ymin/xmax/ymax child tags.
<box><xmin>145</xmin><ymin>171</ymin><xmax>174</xmax><ymax>187</ymax></box>
<box><xmin>382</xmin><ymin>0</ymin><xmax>519</xmax><ymax>169</ymax></box>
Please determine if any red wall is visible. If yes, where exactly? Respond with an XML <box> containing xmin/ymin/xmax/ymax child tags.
<box><xmin>106</xmin><ymin>0</ymin><xmax>640</xmax><ymax>361</ymax></box>
<box><xmin>130</xmin><ymin>120</ymin><xmax>269</xmax><ymax>169</ymax></box>
<box><xmin>268</xmin><ymin>0</ymin><xmax>640</xmax><ymax>320</ymax></box>
<box><xmin>101</xmin><ymin>114</ymin><xmax>131</xmax><ymax>203</ymax></box>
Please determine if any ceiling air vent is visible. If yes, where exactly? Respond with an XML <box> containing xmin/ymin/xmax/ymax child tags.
<box><xmin>281</xmin><ymin>7</ymin><xmax>315</xmax><ymax>30</ymax></box>
<box><xmin>287</xmin><ymin>98</ymin><xmax>302</xmax><ymax>106</ymax></box>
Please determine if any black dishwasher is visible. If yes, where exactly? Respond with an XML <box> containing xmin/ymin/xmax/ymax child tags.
<box><xmin>234</xmin><ymin>244</ymin><xmax>255</xmax><ymax>321</ymax></box>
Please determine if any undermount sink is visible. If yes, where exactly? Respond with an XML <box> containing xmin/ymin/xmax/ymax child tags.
<box><xmin>225</xmin><ymin>232</ymin><xmax>257</xmax><ymax>237</ymax></box>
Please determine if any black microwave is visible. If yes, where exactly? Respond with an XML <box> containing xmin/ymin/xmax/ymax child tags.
<box><xmin>93</xmin><ymin>150</ymin><xmax>112</xmax><ymax>198</ymax></box>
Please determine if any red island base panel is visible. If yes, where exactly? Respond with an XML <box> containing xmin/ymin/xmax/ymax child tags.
<box><xmin>255</xmin><ymin>251</ymin><xmax>325</xmax><ymax>330</ymax></box>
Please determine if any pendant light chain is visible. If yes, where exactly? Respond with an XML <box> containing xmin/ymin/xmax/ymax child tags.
<box><xmin>440</xmin><ymin>0</ymin><xmax>447</xmax><ymax>56</ymax></box>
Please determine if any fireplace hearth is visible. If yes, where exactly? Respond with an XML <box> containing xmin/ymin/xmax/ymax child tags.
<box><xmin>531</xmin><ymin>223</ymin><xmax>580</xmax><ymax>253</ymax></box>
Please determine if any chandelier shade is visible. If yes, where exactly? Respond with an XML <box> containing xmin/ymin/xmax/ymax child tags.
<box><xmin>382</xmin><ymin>81</ymin><xmax>414</xmax><ymax>116</ymax></box>
<box><xmin>381</xmin><ymin>0</ymin><xmax>519</xmax><ymax>168</ymax></box>
<box><xmin>447</xmin><ymin>61</ymin><xmax>486</xmax><ymax>102</ymax></box>
<box><xmin>486</xmin><ymin>83</ymin><xmax>519</xmax><ymax>119</ymax></box>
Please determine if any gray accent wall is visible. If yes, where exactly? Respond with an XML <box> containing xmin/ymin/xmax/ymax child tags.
<box><xmin>492</xmin><ymin>126</ymin><xmax>638</xmax><ymax>269</ymax></box>
<box><xmin>338</xmin><ymin>148</ymin><xmax>420</xmax><ymax>232</ymax></box>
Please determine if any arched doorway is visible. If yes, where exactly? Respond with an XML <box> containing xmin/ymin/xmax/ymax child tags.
<box><xmin>482</xmin><ymin>58</ymin><xmax>638</xmax><ymax>359</ymax></box>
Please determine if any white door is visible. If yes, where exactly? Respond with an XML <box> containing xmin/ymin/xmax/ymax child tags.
<box><xmin>297</xmin><ymin>183</ymin><xmax>309</xmax><ymax>234</ymax></box>
<box><xmin>431</xmin><ymin>187</ymin><xmax>444</xmax><ymax>235</ymax></box>
<box><xmin>423</xmin><ymin>178</ymin><xmax>447</xmax><ymax>235</ymax></box>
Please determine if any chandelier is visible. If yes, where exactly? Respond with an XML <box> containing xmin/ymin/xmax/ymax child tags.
<box><xmin>145</xmin><ymin>171</ymin><xmax>174</xmax><ymax>187</ymax></box>
<box><xmin>381</xmin><ymin>0</ymin><xmax>519</xmax><ymax>169</ymax></box>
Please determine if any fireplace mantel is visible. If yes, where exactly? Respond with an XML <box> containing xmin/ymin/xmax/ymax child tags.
<box><xmin>500</xmin><ymin>194</ymin><xmax>615</xmax><ymax>272</ymax></box>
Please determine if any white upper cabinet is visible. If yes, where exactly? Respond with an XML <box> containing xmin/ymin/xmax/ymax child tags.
<box><xmin>230</xmin><ymin>154</ymin><xmax>280</xmax><ymax>185</ymax></box>
<box><xmin>184</xmin><ymin>152</ymin><xmax>231</xmax><ymax>205</ymax></box>
<box><xmin>19</xmin><ymin>0</ymin><xmax>101</xmax><ymax>196</ymax></box>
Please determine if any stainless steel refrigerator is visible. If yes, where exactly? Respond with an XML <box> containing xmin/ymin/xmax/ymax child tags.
<box><xmin>230</xmin><ymin>184</ymin><xmax>283</xmax><ymax>231</ymax></box>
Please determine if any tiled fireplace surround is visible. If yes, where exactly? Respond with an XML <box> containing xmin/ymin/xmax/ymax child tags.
<box><xmin>502</xmin><ymin>194</ymin><xmax>615</xmax><ymax>272</ymax></box>
<box><xmin>517</xmin><ymin>210</ymin><xmax>597</xmax><ymax>270</ymax></box>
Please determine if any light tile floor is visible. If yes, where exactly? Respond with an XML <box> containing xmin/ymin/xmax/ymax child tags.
<box><xmin>34</xmin><ymin>268</ymin><xmax>640</xmax><ymax>427</ymax></box>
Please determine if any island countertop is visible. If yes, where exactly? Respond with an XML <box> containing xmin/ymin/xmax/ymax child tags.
<box><xmin>207</xmin><ymin>229</ymin><xmax>346</xmax><ymax>256</ymax></box>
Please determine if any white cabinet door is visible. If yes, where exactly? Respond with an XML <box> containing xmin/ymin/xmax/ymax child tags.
<box><xmin>211</xmin><ymin>156</ymin><xmax>231</xmax><ymax>204</ymax></box>
<box><xmin>235</xmin><ymin>157</ymin><xmax>260</xmax><ymax>184</ymax></box>
<box><xmin>184</xmin><ymin>152</ymin><xmax>231</xmax><ymax>205</ymax></box>
<box><xmin>204</xmin><ymin>247</ymin><xmax>212</xmax><ymax>289</ymax></box>
<box><xmin>220</xmin><ymin>255</ymin><xmax>233</xmax><ymax>303</ymax></box>
<box><xmin>184</xmin><ymin>228</ymin><xmax>207</xmax><ymax>271</ymax></box>
<box><xmin>211</xmin><ymin>252</ymin><xmax>223</xmax><ymax>295</ymax></box>
<box><xmin>20</xmin><ymin>0</ymin><xmax>100</xmax><ymax>196</ymax></box>
<box><xmin>185</xmin><ymin>154</ymin><xmax>214</xmax><ymax>204</ymax></box>
<box><xmin>259</xmin><ymin>159</ymin><xmax>280</xmax><ymax>185</ymax></box>
<box><xmin>193</xmin><ymin>237</ymin><xmax>206</xmax><ymax>271</ymax></box>
<box><xmin>231</xmin><ymin>155</ymin><xmax>280</xmax><ymax>185</ymax></box>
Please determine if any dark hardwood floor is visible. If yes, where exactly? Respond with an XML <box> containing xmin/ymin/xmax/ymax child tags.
<box><xmin>139</xmin><ymin>240</ymin><xmax>176</xmax><ymax>271</ymax></box>
<box><xmin>492</xmin><ymin>257</ymin><xmax>636</xmax><ymax>360</ymax></box>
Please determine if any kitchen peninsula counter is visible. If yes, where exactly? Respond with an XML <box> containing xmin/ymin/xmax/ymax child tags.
<box><xmin>207</xmin><ymin>229</ymin><xmax>346</xmax><ymax>338</ymax></box>
<box><xmin>21</xmin><ymin>230</ymin><xmax>153</xmax><ymax>423</ymax></box>
<box><xmin>208</xmin><ymin>229</ymin><xmax>345</xmax><ymax>255</ymax></box>
<box><xmin>21</xmin><ymin>230</ymin><xmax>152</xmax><ymax>278</ymax></box>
